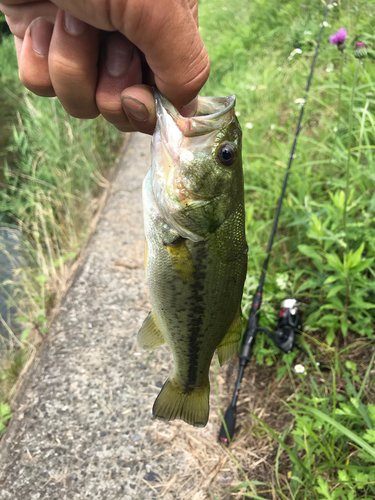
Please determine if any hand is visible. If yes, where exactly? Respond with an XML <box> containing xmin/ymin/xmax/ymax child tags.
<box><xmin>0</xmin><ymin>0</ymin><xmax>210</xmax><ymax>134</ymax></box>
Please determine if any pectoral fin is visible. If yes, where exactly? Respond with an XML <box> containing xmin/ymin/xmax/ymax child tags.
<box><xmin>165</xmin><ymin>237</ymin><xmax>195</xmax><ymax>284</ymax></box>
<box><xmin>216</xmin><ymin>307</ymin><xmax>243</xmax><ymax>366</ymax></box>
<box><xmin>137</xmin><ymin>311</ymin><xmax>166</xmax><ymax>350</ymax></box>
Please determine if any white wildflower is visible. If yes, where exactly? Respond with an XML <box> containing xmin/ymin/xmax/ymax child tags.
<box><xmin>245</xmin><ymin>122</ymin><xmax>253</xmax><ymax>129</ymax></box>
<box><xmin>304</xmin><ymin>30</ymin><xmax>312</xmax><ymax>35</ymax></box>
<box><xmin>295</xmin><ymin>364</ymin><xmax>305</xmax><ymax>374</ymax></box>
<box><xmin>276</xmin><ymin>273</ymin><xmax>288</xmax><ymax>290</ymax></box>
<box><xmin>320</xmin><ymin>21</ymin><xmax>331</xmax><ymax>27</ymax></box>
<box><xmin>270</xmin><ymin>124</ymin><xmax>275</xmax><ymax>130</ymax></box>
<box><xmin>294</xmin><ymin>97</ymin><xmax>306</xmax><ymax>109</ymax></box>
<box><xmin>294</xmin><ymin>98</ymin><xmax>305</xmax><ymax>104</ymax></box>
<box><xmin>235</xmin><ymin>111</ymin><xmax>241</xmax><ymax>116</ymax></box>
<box><xmin>333</xmin><ymin>2</ymin><xmax>338</xmax><ymax>5</ymax></box>
<box><xmin>326</xmin><ymin>63</ymin><xmax>334</xmax><ymax>73</ymax></box>
<box><xmin>288</xmin><ymin>48</ymin><xmax>302</xmax><ymax>61</ymax></box>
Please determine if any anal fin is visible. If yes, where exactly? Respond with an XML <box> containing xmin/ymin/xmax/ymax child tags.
<box><xmin>216</xmin><ymin>306</ymin><xmax>243</xmax><ymax>366</ymax></box>
<box><xmin>137</xmin><ymin>311</ymin><xmax>166</xmax><ymax>350</ymax></box>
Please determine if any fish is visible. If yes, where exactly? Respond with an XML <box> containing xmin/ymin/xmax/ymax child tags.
<box><xmin>138</xmin><ymin>89</ymin><xmax>248</xmax><ymax>427</ymax></box>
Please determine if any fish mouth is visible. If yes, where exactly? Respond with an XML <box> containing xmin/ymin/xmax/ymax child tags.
<box><xmin>155</xmin><ymin>90</ymin><xmax>236</xmax><ymax>137</ymax></box>
<box><xmin>152</xmin><ymin>88</ymin><xmax>236</xmax><ymax>195</ymax></box>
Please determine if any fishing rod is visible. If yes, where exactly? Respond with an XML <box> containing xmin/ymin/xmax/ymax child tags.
<box><xmin>219</xmin><ymin>0</ymin><xmax>332</xmax><ymax>444</ymax></box>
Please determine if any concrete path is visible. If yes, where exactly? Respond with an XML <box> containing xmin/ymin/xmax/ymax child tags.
<box><xmin>0</xmin><ymin>133</ymin><xmax>241</xmax><ymax>500</ymax></box>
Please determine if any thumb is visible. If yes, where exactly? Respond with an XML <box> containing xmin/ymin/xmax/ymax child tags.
<box><xmin>132</xmin><ymin>3</ymin><xmax>210</xmax><ymax>108</ymax></box>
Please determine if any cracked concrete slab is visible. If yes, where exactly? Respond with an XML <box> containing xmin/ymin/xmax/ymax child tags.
<box><xmin>0</xmin><ymin>133</ymin><xmax>239</xmax><ymax>500</ymax></box>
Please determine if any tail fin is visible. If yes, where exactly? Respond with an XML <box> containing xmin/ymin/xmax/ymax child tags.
<box><xmin>153</xmin><ymin>377</ymin><xmax>210</xmax><ymax>428</ymax></box>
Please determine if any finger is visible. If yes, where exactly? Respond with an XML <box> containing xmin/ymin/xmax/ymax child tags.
<box><xmin>18</xmin><ymin>17</ymin><xmax>55</xmax><ymax>97</ymax></box>
<box><xmin>118</xmin><ymin>0</ymin><xmax>210</xmax><ymax>110</ymax></box>
<box><xmin>14</xmin><ymin>35</ymin><xmax>22</xmax><ymax>62</ymax></box>
<box><xmin>121</xmin><ymin>84</ymin><xmax>156</xmax><ymax>135</ymax></box>
<box><xmin>48</xmin><ymin>9</ymin><xmax>99</xmax><ymax>119</ymax></box>
<box><xmin>0</xmin><ymin>2</ymin><xmax>57</xmax><ymax>38</ymax></box>
<box><xmin>95</xmin><ymin>34</ymin><xmax>143</xmax><ymax>132</ymax></box>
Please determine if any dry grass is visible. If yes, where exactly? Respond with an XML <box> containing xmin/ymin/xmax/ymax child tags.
<box><xmin>145</xmin><ymin>357</ymin><xmax>296</xmax><ymax>500</ymax></box>
<box><xmin>144</xmin><ymin>334</ymin><xmax>375</xmax><ymax>500</ymax></box>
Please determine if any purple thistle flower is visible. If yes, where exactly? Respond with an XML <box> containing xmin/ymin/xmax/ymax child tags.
<box><xmin>329</xmin><ymin>28</ymin><xmax>348</xmax><ymax>46</ymax></box>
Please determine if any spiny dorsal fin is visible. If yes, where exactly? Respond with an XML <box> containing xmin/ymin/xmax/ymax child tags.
<box><xmin>137</xmin><ymin>311</ymin><xmax>166</xmax><ymax>350</ymax></box>
<box><xmin>216</xmin><ymin>306</ymin><xmax>243</xmax><ymax>366</ymax></box>
<box><xmin>153</xmin><ymin>376</ymin><xmax>209</xmax><ymax>428</ymax></box>
<box><xmin>165</xmin><ymin>237</ymin><xmax>195</xmax><ymax>284</ymax></box>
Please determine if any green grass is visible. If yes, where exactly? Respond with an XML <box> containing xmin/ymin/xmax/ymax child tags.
<box><xmin>200</xmin><ymin>0</ymin><xmax>375</xmax><ymax>342</ymax></box>
<box><xmin>199</xmin><ymin>0</ymin><xmax>375</xmax><ymax>497</ymax></box>
<box><xmin>0</xmin><ymin>35</ymin><xmax>123</xmax><ymax>403</ymax></box>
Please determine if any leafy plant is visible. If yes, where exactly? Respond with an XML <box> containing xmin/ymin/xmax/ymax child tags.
<box><xmin>0</xmin><ymin>403</ymin><xmax>11</xmax><ymax>434</ymax></box>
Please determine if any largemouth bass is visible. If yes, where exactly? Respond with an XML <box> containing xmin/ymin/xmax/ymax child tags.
<box><xmin>139</xmin><ymin>90</ymin><xmax>247</xmax><ymax>427</ymax></box>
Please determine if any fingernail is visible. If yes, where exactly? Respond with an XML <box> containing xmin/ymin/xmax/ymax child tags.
<box><xmin>64</xmin><ymin>12</ymin><xmax>88</xmax><ymax>36</ymax></box>
<box><xmin>30</xmin><ymin>18</ymin><xmax>54</xmax><ymax>56</ymax></box>
<box><xmin>106</xmin><ymin>35</ymin><xmax>134</xmax><ymax>78</ymax></box>
<box><xmin>122</xmin><ymin>96</ymin><xmax>149</xmax><ymax>122</ymax></box>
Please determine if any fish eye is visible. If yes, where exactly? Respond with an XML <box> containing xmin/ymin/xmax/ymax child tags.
<box><xmin>217</xmin><ymin>143</ymin><xmax>236</xmax><ymax>167</ymax></box>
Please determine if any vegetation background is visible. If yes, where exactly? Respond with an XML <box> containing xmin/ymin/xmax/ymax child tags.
<box><xmin>0</xmin><ymin>0</ymin><xmax>375</xmax><ymax>498</ymax></box>
<box><xmin>0</xmin><ymin>11</ymin><xmax>123</xmax><ymax>425</ymax></box>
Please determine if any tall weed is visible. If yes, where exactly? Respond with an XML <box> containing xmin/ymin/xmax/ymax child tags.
<box><xmin>0</xmin><ymin>38</ymin><xmax>123</xmax><ymax>404</ymax></box>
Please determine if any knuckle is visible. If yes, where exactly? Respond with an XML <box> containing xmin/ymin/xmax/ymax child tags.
<box><xmin>49</xmin><ymin>55</ymin><xmax>92</xmax><ymax>83</ymax></box>
<box><xmin>96</xmin><ymin>97</ymin><xmax>122</xmax><ymax>116</ymax></box>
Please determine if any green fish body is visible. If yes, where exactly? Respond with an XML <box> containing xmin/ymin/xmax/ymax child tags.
<box><xmin>139</xmin><ymin>91</ymin><xmax>247</xmax><ymax>427</ymax></box>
